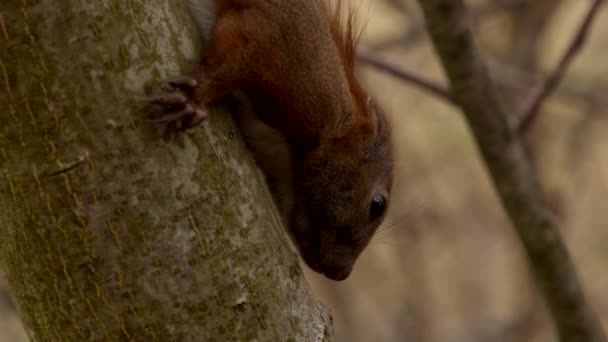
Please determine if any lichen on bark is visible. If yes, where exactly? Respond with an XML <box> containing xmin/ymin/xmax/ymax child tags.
<box><xmin>0</xmin><ymin>0</ymin><xmax>332</xmax><ymax>340</ymax></box>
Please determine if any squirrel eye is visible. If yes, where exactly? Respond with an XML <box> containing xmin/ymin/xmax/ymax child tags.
<box><xmin>370</xmin><ymin>195</ymin><xmax>386</xmax><ymax>221</ymax></box>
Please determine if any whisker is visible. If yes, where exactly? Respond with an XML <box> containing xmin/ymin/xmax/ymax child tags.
<box><xmin>375</xmin><ymin>195</ymin><xmax>432</xmax><ymax>235</ymax></box>
<box><xmin>367</xmin><ymin>240</ymin><xmax>399</xmax><ymax>247</ymax></box>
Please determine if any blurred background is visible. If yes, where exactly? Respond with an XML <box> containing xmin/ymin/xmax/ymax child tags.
<box><xmin>303</xmin><ymin>0</ymin><xmax>608</xmax><ymax>341</ymax></box>
<box><xmin>1</xmin><ymin>0</ymin><xmax>607</xmax><ymax>341</ymax></box>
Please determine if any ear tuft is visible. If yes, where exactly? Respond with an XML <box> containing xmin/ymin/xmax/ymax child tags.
<box><xmin>323</xmin><ymin>0</ymin><xmax>365</xmax><ymax>83</ymax></box>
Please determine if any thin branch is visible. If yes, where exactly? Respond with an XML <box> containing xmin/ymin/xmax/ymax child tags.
<box><xmin>359</xmin><ymin>0</ymin><xmax>605</xmax><ymax>117</ymax></box>
<box><xmin>517</xmin><ymin>0</ymin><xmax>604</xmax><ymax>133</ymax></box>
<box><xmin>358</xmin><ymin>46</ymin><xmax>607</xmax><ymax>112</ymax></box>
<box><xmin>367</xmin><ymin>26</ymin><xmax>426</xmax><ymax>52</ymax></box>
<box><xmin>487</xmin><ymin>56</ymin><xmax>606</xmax><ymax>109</ymax></box>
<box><xmin>416</xmin><ymin>0</ymin><xmax>607</xmax><ymax>341</ymax></box>
<box><xmin>356</xmin><ymin>47</ymin><xmax>454</xmax><ymax>103</ymax></box>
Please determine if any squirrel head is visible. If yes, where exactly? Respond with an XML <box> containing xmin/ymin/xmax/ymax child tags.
<box><xmin>289</xmin><ymin>97</ymin><xmax>393</xmax><ymax>281</ymax></box>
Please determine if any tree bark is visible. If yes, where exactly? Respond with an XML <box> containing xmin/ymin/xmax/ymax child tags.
<box><xmin>0</xmin><ymin>0</ymin><xmax>333</xmax><ymax>341</ymax></box>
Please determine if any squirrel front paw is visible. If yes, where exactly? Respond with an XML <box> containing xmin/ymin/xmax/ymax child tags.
<box><xmin>146</xmin><ymin>75</ymin><xmax>208</xmax><ymax>131</ymax></box>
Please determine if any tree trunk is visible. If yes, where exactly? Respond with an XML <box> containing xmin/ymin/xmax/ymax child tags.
<box><xmin>0</xmin><ymin>1</ymin><xmax>333</xmax><ymax>341</ymax></box>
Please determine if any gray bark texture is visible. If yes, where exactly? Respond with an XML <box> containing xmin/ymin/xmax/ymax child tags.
<box><xmin>0</xmin><ymin>0</ymin><xmax>333</xmax><ymax>341</ymax></box>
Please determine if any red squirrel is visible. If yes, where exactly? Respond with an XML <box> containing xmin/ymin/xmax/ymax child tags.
<box><xmin>148</xmin><ymin>0</ymin><xmax>394</xmax><ymax>281</ymax></box>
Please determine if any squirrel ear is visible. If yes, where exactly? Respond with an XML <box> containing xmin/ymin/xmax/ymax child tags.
<box><xmin>367</xmin><ymin>97</ymin><xmax>384</xmax><ymax>137</ymax></box>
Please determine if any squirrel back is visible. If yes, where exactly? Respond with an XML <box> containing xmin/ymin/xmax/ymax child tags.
<box><xmin>177</xmin><ymin>0</ymin><xmax>394</xmax><ymax>281</ymax></box>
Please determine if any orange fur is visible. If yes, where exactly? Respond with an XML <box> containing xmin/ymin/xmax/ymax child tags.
<box><xmin>170</xmin><ymin>0</ymin><xmax>394</xmax><ymax>280</ymax></box>
<box><xmin>323</xmin><ymin>0</ymin><xmax>367</xmax><ymax>106</ymax></box>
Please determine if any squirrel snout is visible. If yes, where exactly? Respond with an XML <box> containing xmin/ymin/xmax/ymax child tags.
<box><xmin>322</xmin><ymin>264</ymin><xmax>353</xmax><ymax>281</ymax></box>
<box><xmin>301</xmin><ymin>251</ymin><xmax>354</xmax><ymax>281</ymax></box>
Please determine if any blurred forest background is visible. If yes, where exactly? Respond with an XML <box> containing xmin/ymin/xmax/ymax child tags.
<box><xmin>1</xmin><ymin>0</ymin><xmax>606</xmax><ymax>341</ymax></box>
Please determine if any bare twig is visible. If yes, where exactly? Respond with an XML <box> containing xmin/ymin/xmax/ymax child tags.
<box><xmin>487</xmin><ymin>56</ymin><xmax>606</xmax><ymax>108</ymax></box>
<box><xmin>356</xmin><ymin>47</ymin><xmax>454</xmax><ymax>103</ymax></box>
<box><xmin>357</xmin><ymin>46</ymin><xmax>607</xmax><ymax>111</ymax></box>
<box><xmin>416</xmin><ymin>0</ymin><xmax>607</xmax><ymax>341</ymax></box>
<box><xmin>517</xmin><ymin>0</ymin><xmax>604</xmax><ymax>133</ymax></box>
<box><xmin>367</xmin><ymin>25</ymin><xmax>426</xmax><ymax>52</ymax></box>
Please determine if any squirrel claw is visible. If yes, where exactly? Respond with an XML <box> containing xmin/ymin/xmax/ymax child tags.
<box><xmin>184</xmin><ymin>109</ymin><xmax>208</xmax><ymax>128</ymax></box>
<box><xmin>167</xmin><ymin>75</ymin><xmax>198</xmax><ymax>90</ymax></box>
<box><xmin>148</xmin><ymin>103</ymin><xmax>208</xmax><ymax>131</ymax></box>
<box><xmin>147</xmin><ymin>75</ymin><xmax>207</xmax><ymax>132</ymax></box>
<box><xmin>145</xmin><ymin>92</ymin><xmax>188</xmax><ymax>106</ymax></box>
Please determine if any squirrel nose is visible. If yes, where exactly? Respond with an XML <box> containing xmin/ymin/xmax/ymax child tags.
<box><xmin>323</xmin><ymin>264</ymin><xmax>353</xmax><ymax>281</ymax></box>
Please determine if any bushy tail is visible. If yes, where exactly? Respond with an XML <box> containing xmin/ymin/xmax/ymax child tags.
<box><xmin>185</xmin><ymin>0</ymin><xmax>217</xmax><ymax>38</ymax></box>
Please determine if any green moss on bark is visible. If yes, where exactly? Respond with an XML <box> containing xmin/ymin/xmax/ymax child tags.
<box><xmin>0</xmin><ymin>1</ymin><xmax>332</xmax><ymax>340</ymax></box>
